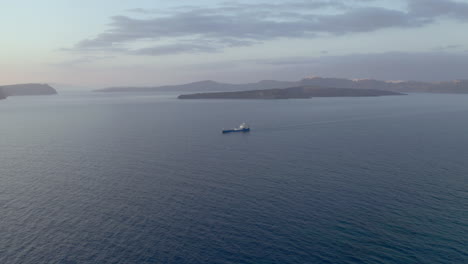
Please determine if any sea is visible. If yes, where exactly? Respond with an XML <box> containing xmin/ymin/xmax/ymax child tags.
<box><xmin>0</xmin><ymin>92</ymin><xmax>467</xmax><ymax>264</ymax></box>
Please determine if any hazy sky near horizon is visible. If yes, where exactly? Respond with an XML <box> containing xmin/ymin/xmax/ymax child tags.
<box><xmin>1</xmin><ymin>0</ymin><xmax>468</xmax><ymax>87</ymax></box>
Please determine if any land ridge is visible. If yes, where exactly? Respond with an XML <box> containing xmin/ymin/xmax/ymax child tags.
<box><xmin>178</xmin><ymin>86</ymin><xmax>405</xmax><ymax>99</ymax></box>
<box><xmin>0</xmin><ymin>83</ymin><xmax>57</xmax><ymax>100</ymax></box>
<box><xmin>95</xmin><ymin>77</ymin><xmax>468</xmax><ymax>94</ymax></box>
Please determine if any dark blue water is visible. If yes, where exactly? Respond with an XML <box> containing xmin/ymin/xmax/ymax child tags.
<box><xmin>0</xmin><ymin>93</ymin><xmax>467</xmax><ymax>264</ymax></box>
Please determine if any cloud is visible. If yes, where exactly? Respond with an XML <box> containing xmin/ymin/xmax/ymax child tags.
<box><xmin>131</xmin><ymin>43</ymin><xmax>219</xmax><ymax>55</ymax></box>
<box><xmin>52</xmin><ymin>56</ymin><xmax>114</xmax><ymax>67</ymax></box>
<box><xmin>167</xmin><ymin>50</ymin><xmax>468</xmax><ymax>82</ymax></box>
<box><xmin>126</xmin><ymin>8</ymin><xmax>154</xmax><ymax>14</ymax></box>
<box><xmin>408</xmin><ymin>0</ymin><xmax>468</xmax><ymax>20</ymax></box>
<box><xmin>47</xmin><ymin>51</ymin><xmax>468</xmax><ymax>86</ymax></box>
<box><xmin>432</xmin><ymin>44</ymin><xmax>463</xmax><ymax>51</ymax></box>
<box><xmin>310</xmin><ymin>7</ymin><xmax>422</xmax><ymax>33</ymax></box>
<box><xmin>255</xmin><ymin>51</ymin><xmax>468</xmax><ymax>81</ymax></box>
<box><xmin>70</xmin><ymin>0</ymin><xmax>468</xmax><ymax>55</ymax></box>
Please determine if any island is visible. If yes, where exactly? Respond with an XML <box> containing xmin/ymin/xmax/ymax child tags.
<box><xmin>0</xmin><ymin>83</ymin><xmax>57</xmax><ymax>97</ymax></box>
<box><xmin>178</xmin><ymin>86</ymin><xmax>405</xmax><ymax>99</ymax></box>
<box><xmin>96</xmin><ymin>77</ymin><xmax>468</xmax><ymax>94</ymax></box>
<box><xmin>95</xmin><ymin>80</ymin><xmax>294</xmax><ymax>93</ymax></box>
<box><xmin>0</xmin><ymin>88</ymin><xmax>6</xmax><ymax>100</ymax></box>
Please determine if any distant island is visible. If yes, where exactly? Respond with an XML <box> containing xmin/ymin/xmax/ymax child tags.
<box><xmin>0</xmin><ymin>88</ymin><xmax>6</xmax><ymax>100</ymax></box>
<box><xmin>0</xmin><ymin>84</ymin><xmax>57</xmax><ymax>100</ymax></box>
<box><xmin>178</xmin><ymin>86</ymin><xmax>404</xmax><ymax>99</ymax></box>
<box><xmin>95</xmin><ymin>80</ymin><xmax>294</xmax><ymax>93</ymax></box>
<box><xmin>95</xmin><ymin>77</ymin><xmax>468</xmax><ymax>94</ymax></box>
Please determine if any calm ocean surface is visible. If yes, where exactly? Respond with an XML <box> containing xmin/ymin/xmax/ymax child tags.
<box><xmin>0</xmin><ymin>92</ymin><xmax>467</xmax><ymax>264</ymax></box>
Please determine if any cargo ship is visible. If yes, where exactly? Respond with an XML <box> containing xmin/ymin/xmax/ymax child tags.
<box><xmin>222</xmin><ymin>123</ymin><xmax>250</xmax><ymax>134</ymax></box>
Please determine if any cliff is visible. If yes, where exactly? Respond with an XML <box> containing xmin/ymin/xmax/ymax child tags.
<box><xmin>178</xmin><ymin>86</ymin><xmax>405</xmax><ymax>99</ymax></box>
<box><xmin>0</xmin><ymin>83</ymin><xmax>58</xmax><ymax>96</ymax></box>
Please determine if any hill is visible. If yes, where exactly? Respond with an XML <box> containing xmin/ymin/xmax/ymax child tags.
<box><xmin>299</xmin><ymin>77</ymin><xmax>468</xmax><ymax>93</ymax></box>
<box><xmin>178</xmin><ymin>86</ymin><xmax>405</xmax><ymax>99</ymax></box>
<box><xmin>95</xmin><ymin>78</ymin><xmax>468</xmax><ymax>94</ymax></box>
<box><xmin>95</xmin><ymin>80</ymin><xmax>296</xmax><ymax>93</ymax></box>
<box><xmin>0</xmin><ymin>88</ymin><xmax>6</xmax><ymax>100</ymax></box>
<box><xmin>0</xmin><ymin>83</ymin><xmax>58</xmax><ymax>96</ymax></box>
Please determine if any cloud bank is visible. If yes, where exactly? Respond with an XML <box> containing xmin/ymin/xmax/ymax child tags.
<box><xmin>71</xmin><ymin>0</ymin><xmax>468</xmax><ymax>55</ymax></box>
<box><xmin>257</xmin><ymin>51</ymin><xmax>468</xmax><ymax>82</ymax></box>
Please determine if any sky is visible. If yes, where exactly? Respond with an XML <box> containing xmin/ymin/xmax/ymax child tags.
<box><xmin>1</xmin><ymin>0</ymin><xmax>468</xmax><ymax>87</ymax></box>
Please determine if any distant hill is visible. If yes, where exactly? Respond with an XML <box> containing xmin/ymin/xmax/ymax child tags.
<box><xmin>0</xmin><ymin>83</ymin><xmax>58</xmax><ymax>97</ymax></box>
<box><xmin>178</xmin><ymin>86</ymin><xmax>405</xmax><ymax>99</ymax></box>
<box><xmin>298</xmin><ymin>77</ymin><xmax>468</xmax><ymax>93</ymax></box>
<box><xmin>95</xmin><ymin>80</ymin><xmax>297</xmax><ymax>93</ymax></box>
<box><xmin>95</xmin><ymin>78</ymin><xmax>468</xmax><ymax>94</ymax></box>
<box><xmin>0</xmin><ymin>88</ymin><xmax>6</xmax><ymax>100</ymax></box>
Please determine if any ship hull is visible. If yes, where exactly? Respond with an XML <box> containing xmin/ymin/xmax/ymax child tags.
<box><xmin>222</xmin><ymin>128</ymin><xmax>250</xmax><ymax>134</ymax></box>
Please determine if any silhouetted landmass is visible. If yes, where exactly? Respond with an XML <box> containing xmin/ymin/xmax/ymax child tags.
<box><xmin>0</xmin><ymin>83</ymin><xmax>57</xmax><ymax>97</ymax></box>
<box><xmin>95</xmin><ymin>78</ymin><xmax>468</xmax><ymax>94</ymax></box>
<box><xmin>178</xmin><ymin>86</ymin><xmax>405</xmax><ymax>99</ymax></box>
<box><xmin>95</xmin><ymin>80</ymin><xmax>297</xmax><ymax>93</ymax></box>
<box><xmin>0</xmin><ymin>88</ymin><xmax>6</xmax><ymax>100</ymax></box>
<box><xmin>299</xmin><ymin>77</ymin><xmax>468</xmax><ymax>93</ymax></box>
